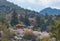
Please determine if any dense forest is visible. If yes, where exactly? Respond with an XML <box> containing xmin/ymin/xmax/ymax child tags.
<box><xmin>0</xmin><ymin>0</ymin><xmax>60</xmax><ymax>28</ymax></box>
<box><xmin>0</xmin><ymin>0</ymin><xmax>60</xmax><ymax>27</ymax></box>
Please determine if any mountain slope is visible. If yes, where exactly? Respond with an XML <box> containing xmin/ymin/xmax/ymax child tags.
<box><xmin>0</xmin><ymin>0</ymin><xmax>39</xmax><ymax>17</ymax></box>
<box><xmin>40</xmin><ymin>7</ymin><xmax>60</xmax><ymax>15</ymax></box>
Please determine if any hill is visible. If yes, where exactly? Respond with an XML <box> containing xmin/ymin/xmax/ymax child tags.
<box><xmin>0</xmin><ymin>0</ymin><xmax>39</xmax><ymax>17</ymax></box>
<box><xmin>40</xmin><ymin>7</ymin><xmax>60</xmax><ymax>15</ymax></box>
<box><xmin>0</xmin><ymin>0</ymin><xmax>60</xmax><ymax>29</ymax></box>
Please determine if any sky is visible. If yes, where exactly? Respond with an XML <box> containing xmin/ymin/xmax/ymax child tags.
<box><xmin>7</xmin><ymin>0</ymin><xmax>60</xmax><ymax>12</ymax></box>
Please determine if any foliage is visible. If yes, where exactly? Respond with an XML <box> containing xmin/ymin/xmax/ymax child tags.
<box><xmin>41</xmin><ymin>37</ymin><xmax>51</xmax><ymax>41</ymax></box>
<box><xmin>10</xmin><ymin>9</ymin><xmax>19</xmax><ymax>26</ymax></box>
<box><xmin>23</xmin><ymin>17</ymin><xmax>30</xmax><ymax>26</ymax></box>
<box><xmin>36</xmin><ymin>15</ymin><xmax>41</xmax><ymax>27</ymax></box>
<box><xmin>20</xmin><ymin>14</ymin><xmax>30</xmax><ymax>26</ymax></box>
<box><xmin>51</xmin><ymin>18</ymin><xmax>60</xmax><ymax>41</ymax></box>
<box><xmin>2</xmin><ymin>38</ymin><xmax>10</xmax><ymax>41</ymax></box>
<box><xmin>23</xmin><ymin>29</ymin><xmax>36</xmax><ymax>40</ymax></box>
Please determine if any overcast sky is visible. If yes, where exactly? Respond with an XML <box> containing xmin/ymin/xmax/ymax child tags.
<box><xmin>7</xmin><ymin>0</ymin><xmax>60</xmax><ymax>12</ymax></box>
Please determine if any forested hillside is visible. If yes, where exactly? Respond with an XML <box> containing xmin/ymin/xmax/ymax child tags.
<box><xmin>0</xmin><ymin>0</ymin><xmax>60</xmax><ymax>28</ymax></box>
<box><xmin>0</xmin><ymin>0</ymin><xmax>39</xmax><ymax>17</ymax></box>
<box><xmin>40</xmin><ymin>7</ymin><xmax>60</xmax><ymax>15</ymax></box>
<box><xmin>0</xmin><ymin>0</ymin><xmax>60</xmax><ymax>41</ymax></box>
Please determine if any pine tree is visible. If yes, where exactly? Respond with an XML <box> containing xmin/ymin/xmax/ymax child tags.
<box><xmin>24</xmin><ymin>16</ymin><xmax>30</xmax><ymax>26</ymax></box>
<box><xmin>10</xmin><ymin>9</ymin><xmax>19</xmax><ymax>26</ymax></box>
<box><xmin>20</xmin><ymin>14</ymin><xmax>24</xmax><ymax>22</ymax></box>
<box><xmin>36</xmin><ymin>15</ymin><xmax>41</xmax><ymax>27</ymax></box>
<box><xmin>24</xmin><ymin>12</ymin><xmax>30</xmax><ymax>26</ymax></box>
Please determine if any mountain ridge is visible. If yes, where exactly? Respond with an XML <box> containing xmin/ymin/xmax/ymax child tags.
<box><xmin>40</xmin><ymin>7</ymin><xmax>60</xmax><ymax>15</ymax></box>
<box><xmin>0</xmin><ymin>0</ymin><xmax>39</xmax><ymax>16</ymax></box>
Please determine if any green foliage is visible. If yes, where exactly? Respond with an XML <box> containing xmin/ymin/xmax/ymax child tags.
<box><xmin>10</xmin><ymin>9</ymin><xmax>19</xmax><ymax>26</ymax></box>
<box><xmin>23</xmin><ymin>17</ymin><xmax>30</xmax><ymax>26</ymax></box>
<box><xmin>36</xmin><ymin>15</ymin><xmax>41</xmax><ymax>27</ymax></box>
<box><xmin>20</xmin><ymin>14</ymin><xmax>30</xmax><ymax>26</ymax></box>
<box><xmin>51</xmin><ymin>19</ymin><xmax>60</xmax><ymax>40</ymax></box>
<box><xmin>23</xmin><ymin>33</ymin><xmax>36</xmax><ymax>40</ymax></box>
<box><xmin>33</xmin><ymin>26</ymin><xmax>40</xmax><ymax>31</ymax></box>
<box><xmin>20</xmin><ymin>14</ymin><xmax>24</xmax><ymax>22</ymax></box>
<box><xmin>23</xmin><ymin>34</ymin><xmax>35</xmax><ymax>40</ymax></box>
<box><xmin>2</xmin><ymin>38</ymin><xmax>10</xmax><ymax>41</ymax></box>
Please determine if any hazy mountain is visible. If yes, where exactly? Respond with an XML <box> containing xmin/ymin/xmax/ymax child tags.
<box><xmin>40</xmin><ymin>7</ymin><xmax>60</xmax><ymax>15</ymax></box>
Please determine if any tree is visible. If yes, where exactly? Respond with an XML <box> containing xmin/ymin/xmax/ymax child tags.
<box><xmin>24</xmin><ymin>14</ymin><xmax>30</xmax><ymax>26</ymax></box>
<box><xmin>47</xmin><ymin>18</ymin><xmax>55</xmax><ymax>26</ymax></box>
<box><xmin>20</xmin><ymin>13</ymin><xmax>30</xmax><ymax>26</ymax></box>
<box><xmin>55</xmin><ymin>19</ymin><xmax>60</xmax><ymax>40</ymax></box>
<box><xmin>23</xmin><ymin>30</ymin><xmax>36</xmax><ymax>40</ymax></box>
<box><xmin>36</xmin><ymin>15</ymin><xmax>41</xmax><ymax>27</ymax></box>
<box><xmin>45</xmin><ymin>13</ymin><xmax>49</xmax><ymax>19</ymax></box>
<box><xmin>51</xmin><ymin>19</ymin><xmax>60</xmax><ymax>41</ymax></box>
<box><xmin>10</xmin><ymin>9</ymin><xmax>19</xmax><ymax>26</ymax></box>
<box><xmin>20</xmin><ymin>14</ymin><xmax>25</xmax><ymax>22</ymax></box>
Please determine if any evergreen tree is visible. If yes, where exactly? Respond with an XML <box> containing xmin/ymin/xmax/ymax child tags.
<box><xmin>51</xmin><ymin>19</ymin><xmax>60</xmax><ymax>41</ymax></box>
<box><xmin>24</xmin><ymin>12</ymin><xmax>30</xmax><ymax>26</ymax></box>
<box><xmin>20</xmin><ymin>14</ymin><xmax>24</xmax><ymax>22</ymax></box>
<box><xmin>45</xmin><ymin>13</ymin><xmax>49</xmax><ymax>19</ymax></box>
<box><xmin>24</xmin><ymin>17</ymin><xmax>30</xmax><ymax>26</ymax></box>
<box><xmin>20</xmin><ymin>12</ymin><xmax>30</xmax><ymax>26</ymax></box>
<box><xmin>10</xmin><ymin>9</ymin><xmax>19</xmax><ymax>26</ymax></box>
<box><xmin>36</xmin><ymin>15</ymin><xmax>41</xmax><ymax>27</ymax></box>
